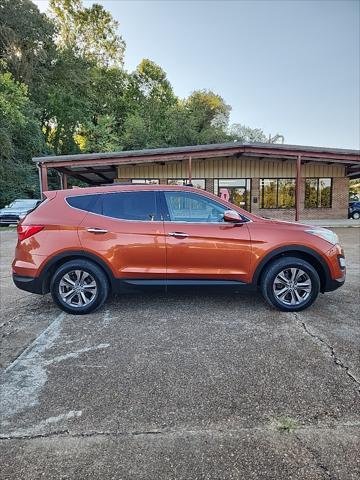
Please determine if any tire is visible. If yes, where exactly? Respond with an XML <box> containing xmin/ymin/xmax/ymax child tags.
<box><xmin>260</xmin><ymin>257</ymin><xmax>320</xmax><ymax>312</ymax></box>
<box><xmin>352</xmin><ymin>211</ymin><xmax>360</xmax><ymax>220</ymax></box>
<box><xmin>50</xmin><ymin>259</ymin><xmax>109</xmax><ymax>315</ymax></box>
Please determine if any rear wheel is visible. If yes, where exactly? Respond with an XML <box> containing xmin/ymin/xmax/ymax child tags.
<box><xmin>50</xmin><ymin>259</ymin><xmax>109</xmax><ymax>315</ymax></box>
<box><xmin>260</xmin><ymin>257</ymin><xmax>320</xmax><ymax>312</ymax></box>
<box><xmin>352</xmin><ymin>211</ymin><xmax>360</xmax><ymax>220</ymax></box>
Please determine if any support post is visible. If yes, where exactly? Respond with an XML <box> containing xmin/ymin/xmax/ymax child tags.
<box><xmin>38</xmin><ymin>165</ymin><xmax>43</xmax><ymax>198</ymax></box>
<box><xmin>295</xmin><ymin>154</ymin><xmax>301</xmax><ymax>221</ymax></box>
<box><xmin>62</xmin><ymin>173</ymin><xmax>68</xmax><ymax>190</ymax></box>
<box><xmin>39</xmin><ymin>163</ymin><xmax>48</xmax><ymax>198</ymax></box>
<box><xmin>188</xmin><ymin>156</ymin><xmax>192</xmax><ymax>184</ymax></box>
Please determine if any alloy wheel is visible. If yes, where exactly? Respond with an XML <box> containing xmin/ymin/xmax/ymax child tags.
<box><xmin>273</xmin><ymin>268</ymin><xmax>312</xmax><ymax>306</ymax></box>
<box><xmin>59</xmin><ymin>269</ymin><xmax>97</xmax><ymax>307</ymax></box>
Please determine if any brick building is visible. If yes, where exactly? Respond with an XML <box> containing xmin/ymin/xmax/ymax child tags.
<box><xmin>34</xmin><ymin>143</ymin><xmax>360</xmax><ymax>221</ymax></box>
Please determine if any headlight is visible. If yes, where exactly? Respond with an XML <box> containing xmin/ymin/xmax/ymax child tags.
<box><xmin>305</xmin><ymin>228</ymin><xmax>339</xmax><ymax>245</ymax></box>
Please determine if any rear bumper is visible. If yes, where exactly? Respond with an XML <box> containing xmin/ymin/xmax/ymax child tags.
<box><xmin>12</xmin><ymin>274</ymin><xmax>44</xmax><ymax>294</ymax></box>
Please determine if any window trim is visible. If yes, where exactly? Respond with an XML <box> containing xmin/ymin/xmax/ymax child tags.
<box><xmin>304</xmin><ymin>177</ymin><xmax>333</xmax><ymax>209</ymax></box>
<box><xmin>260</xmin><ymin>178</ymin><xmax>296</xmax><ymax>209</ymax></box>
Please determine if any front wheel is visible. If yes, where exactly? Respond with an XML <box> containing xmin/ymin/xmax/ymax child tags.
<box><xmin>260</xmin><ymin>257</ymin><xmax>320</xmax><ymax>312</ymax></box>
<box><xmin>352</xmin><ymin>211</ymin><xmax>360</xmax><ymax>220</ymax></box>
<box><xmin>50</xmin><ymin>259</ymin><xmax>109</xmax><ymax>315</ymax></box>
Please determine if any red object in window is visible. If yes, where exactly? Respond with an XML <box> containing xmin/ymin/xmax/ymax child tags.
<box><xmin>220</xmin><ymin>188</ymin><xmax>230</xmax><ymax>202</ymax></box>
<box><xmin>17</xmin><ymin>225</ymin><xmax>44</xmax><ymax>242</ymax></box>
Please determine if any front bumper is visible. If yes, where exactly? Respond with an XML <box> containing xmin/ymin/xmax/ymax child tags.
<box><xmin>13</xmin><ymin>274</ymin><xmax>44</xmax><ymax>294</ymax></box>
<box><xmin>324</xmin><ymin>275</ymin><xmax>346</xmax><ymax>292</ymax></box>
<box><xmin>0</xmin><ymin>216</ymin><xmax>19</xmax><ymax>224</ymax></box>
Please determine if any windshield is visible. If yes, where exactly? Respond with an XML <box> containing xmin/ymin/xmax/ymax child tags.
<box><xmin>8</xmin><ymin>200</ymin><xmax>38</xmax><ymax>209</ymax></box>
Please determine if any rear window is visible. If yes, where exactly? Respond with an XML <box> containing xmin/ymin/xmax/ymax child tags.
<box><xmin>102</xmin><ymin>191</ymin><xmax>158</xmax><ymax>221</ymax></box>
<box><xmin>66</xmin><ymin>194</ymin><xmax>101</xmax><ymax>214</ymax></box>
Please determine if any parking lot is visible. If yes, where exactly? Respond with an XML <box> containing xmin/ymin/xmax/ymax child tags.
<box><xmin>0</xmin><ymin>228</ymin><xmax>359</xmax><ymax>479</ymax></box>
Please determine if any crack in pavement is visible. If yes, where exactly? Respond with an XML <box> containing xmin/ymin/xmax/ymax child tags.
<box><xmin>1</xmin><ymin>423</ymin><xmax>359</xmax><ymax>441</ymax></box>
<box><xmin>293</xmin><ymin>313</ymin><xmax>360</xmax><ymax>393</ymax></box>
<box><xmin>294</xmin><ymin>433</ymin><xmax>335</xmax><ymax>480</ymax></box>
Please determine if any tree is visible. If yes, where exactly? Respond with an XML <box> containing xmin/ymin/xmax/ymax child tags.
<box><xmin>43</xmin><ymin>49</ymin><xmax>94</xmax><ymax>154</ymax></box>
<box><xmin>183</xmin><ymin>90</ymin><xmax>231</xmax><ymax>144</ymax></box>
<box><xmin>0</xmin><ymin>0</ymin><xmax>55</xmax><ymax>90</ymax></box>
<box><xmin>49</xmin><ymin>0</ymin><xmax>126</xmax><ymax>67</ymax></box>
<box><xmin>77</xmin><ymin>114</ymin><xmax>121</xmax><ymax>153</ymax></box>
<box><xmin>186</xmin><ymin>90</ymin><xmax>231</xmax><ymax>130</ymax></box>
<box><xmin>0</xmin><ymin>71</ymin><xmax>45</xmax><ymax>204</ymax></box>
<box><xmin>229</xmin><ymin>124</ymin><xmax>284</xmax><ymax>144</ymax></box>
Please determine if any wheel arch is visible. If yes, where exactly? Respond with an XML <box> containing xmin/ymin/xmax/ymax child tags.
<box><xmin>252</xmin><ymin>246</ymin><xmax>331</xmax><ymax>293</ymax></box>
<box><xmin>39</xmin><ymin>250</ymin><xmax>115</xmax><ymax>294</ymax></box>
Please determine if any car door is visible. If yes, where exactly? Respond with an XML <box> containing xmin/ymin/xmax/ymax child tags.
<box><xmin>77</xmin><ymin>190</ymin><xmax>166</xmax><ymax>279</ymax></box>
<box><xmin>160</xmin><ymin>190</ymin><xmax>252</xmax><ymax>283</ymax></box>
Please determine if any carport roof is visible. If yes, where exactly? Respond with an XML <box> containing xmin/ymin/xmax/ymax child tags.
<box><xmin>33</xmin><ymin>142</ymin><xmax>360</xmax><ymax>165</ymax></box>
<box><xmin>33</xmin><ymin>142</ymin><xmax>360</xmax><ymax>185</ymax></box>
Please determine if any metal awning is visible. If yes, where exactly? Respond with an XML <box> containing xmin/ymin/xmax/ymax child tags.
<box><xmin>33</xmin><ymin>142</ymin><xmax>360</xmax><ymax>187</ymax></box>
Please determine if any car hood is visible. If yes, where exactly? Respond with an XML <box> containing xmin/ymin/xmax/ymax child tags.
<box><xmin>0</xmin><ymin>208</ymin><xmax>29</xmax><ymax>215</ymax></box>
<box><xmin>257</xmin><ymin>216</ymin><xmax>328</xmax><ymax>231</ymax></box>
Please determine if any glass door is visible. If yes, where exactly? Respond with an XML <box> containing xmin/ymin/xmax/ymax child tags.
<box><xmin>214</xmin><ymin>179</ymin><xmax>251</xmax><ymax>212</ymax></box>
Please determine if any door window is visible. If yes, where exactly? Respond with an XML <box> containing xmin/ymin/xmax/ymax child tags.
<box><xmin>163</xmin><ymin>192</ymin><xmax>226</xmax><ymax>223</ymax></box>
<box><xmin>102</xmin><ymin>191</ymin><xmax>158</xmax><ymax>221</ymax></box>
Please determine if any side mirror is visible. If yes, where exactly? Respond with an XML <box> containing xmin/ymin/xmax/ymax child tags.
<box><xmin>223</xmin><ymin>210</ymin><xmax>244</xmax><ymax>223</ymax></box>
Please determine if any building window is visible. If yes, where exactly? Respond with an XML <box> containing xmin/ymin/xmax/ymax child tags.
<box><xmin>260</xmin><ymin>179</ymin><xmax>296</xmax><ymax>208</ymax></box>
<box><xmin>214</xmin><ymin>179</ymin><xmax>251</xmax><ymax>211</ymax></box>
<box><xmin>131</xmin><ymin>179</ymin><xmax>159</xmax><ymax>184</ymax></box>
<box><xmin>305</xmin><ymin>178</ymin><xmax>332</xmax><ymax>208</ymax></box>
<box><xmin>167</xmin><ymin>179</ymin><xmax>205</xmax><ymax>189</ymax></box>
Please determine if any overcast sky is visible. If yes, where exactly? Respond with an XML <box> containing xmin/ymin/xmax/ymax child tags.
<box><xmin>33</xmin><ymin>0</ymin><xmax>360</xmax><ymax>149</ymax></box>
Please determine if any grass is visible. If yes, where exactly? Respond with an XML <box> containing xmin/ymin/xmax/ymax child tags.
<box><xmin>273</xmin><ymin>417</ymin><xmax>298</xmax><ymax>433</ymax></box>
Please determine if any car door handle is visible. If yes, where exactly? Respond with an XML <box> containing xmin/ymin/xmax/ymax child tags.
<box><xmin>168</xmin><ymin>232</ymin><xmax>189</xmax><ymax>238</ymax></box>
<box><xmin>87</xmin><ymin>228</ymin><xmax>108</xmax><ymax>234</ymax></box>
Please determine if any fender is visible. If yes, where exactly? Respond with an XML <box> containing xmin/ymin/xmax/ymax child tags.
<box><xmin>38</xmin><ymin>249</ymin><xmax>116</xmax><ymax>293</ymax></box>
<box><xmin>251</xmin><ymin>245</ymin><xmax>331</xmax><ymax>291</ymax></box>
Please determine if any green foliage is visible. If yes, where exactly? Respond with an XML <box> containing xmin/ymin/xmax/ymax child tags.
<box><xmin>0</xmin><ymin>0</ymin><xmax>55</xmax><ymax>91</ymax></box>
<box><xmin>79</xmin><ymin>115</ymin><xmax>121</xmax><ymax>153</ymax></box>
<box><xmin>274</xmin><ymin>417</ymin><xmax>298</xmax><ymax>433</ymax></box>
<box><xmin>49</xmin><ymin>0</ymin><xmax>125</xmax><ymax>67</ymax></box>
<box><xmin>0</xmin><ymin>0</ymin><xmax>283</xmax><ymax>206</ymax></box>
<box><xmin>43</xmin><ymin>48</ymin><xmax>94</xmax><ymax>154</ymax></box>
<box><xmin>0</xmin><ymin>71</ymin><xmax>45</xmax><ymax>204</ymax></box>
<box><xmin>229</xmin><ymin>124</ymin><xmax>284</xmax><ymax>144</ymax></box>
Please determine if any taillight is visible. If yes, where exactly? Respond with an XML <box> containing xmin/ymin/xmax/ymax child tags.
<box><xmin>17</xmin><ymin>225</ymin><xmax>44</xmax><ymax>241</ymax></box>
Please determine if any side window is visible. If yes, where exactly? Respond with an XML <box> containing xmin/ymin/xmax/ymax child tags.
<box><xmin>67</xmin><ymin>195</ymin><xmax>101</xmax><ymax>213</ymax></box>
<box><xmin>164</xmin><ymin>192</ymin><xmax>226</xmax><ymax>223</ymax></box>
<box><xmin>102</xmin><ymin>191</ymin><xmax>158</xmax><ymax>221</ymax></box>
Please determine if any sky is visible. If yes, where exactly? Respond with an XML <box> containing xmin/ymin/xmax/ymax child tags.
<box><xmin>33</xmin><ymin>0</ymin><xmax>360</xmax><ymax>149</ymax></box>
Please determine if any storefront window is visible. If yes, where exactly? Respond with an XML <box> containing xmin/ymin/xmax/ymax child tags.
<box><xmin>305</xmin><ymin>178</ymin><xmax>332</xmax><ymax>208</ymax></box>
<box><xmin>260</xmin><ymin>179</ymin><xmax>295</xmax><ymax>208</ymax></box>
<box><xmin>214</xmin><ymin>179</ymin><xmax>251</xmax><ymax>211</ymax></box>
<box><xmin>167</xmin><ymin>179</ymin><xmax>205</xmax><ymax>189</ymax></box>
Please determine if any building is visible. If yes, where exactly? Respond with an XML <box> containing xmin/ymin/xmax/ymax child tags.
<box><xmin>34</xmin><ymin>142</ymin><xmax>360</xmax><ymax>221</ymax></box>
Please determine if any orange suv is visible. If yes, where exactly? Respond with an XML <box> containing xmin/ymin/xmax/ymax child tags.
<box><xmin>12</xmin><ymin>185</ymin><xmax>345</xmax><ymax>314</ymax></box>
